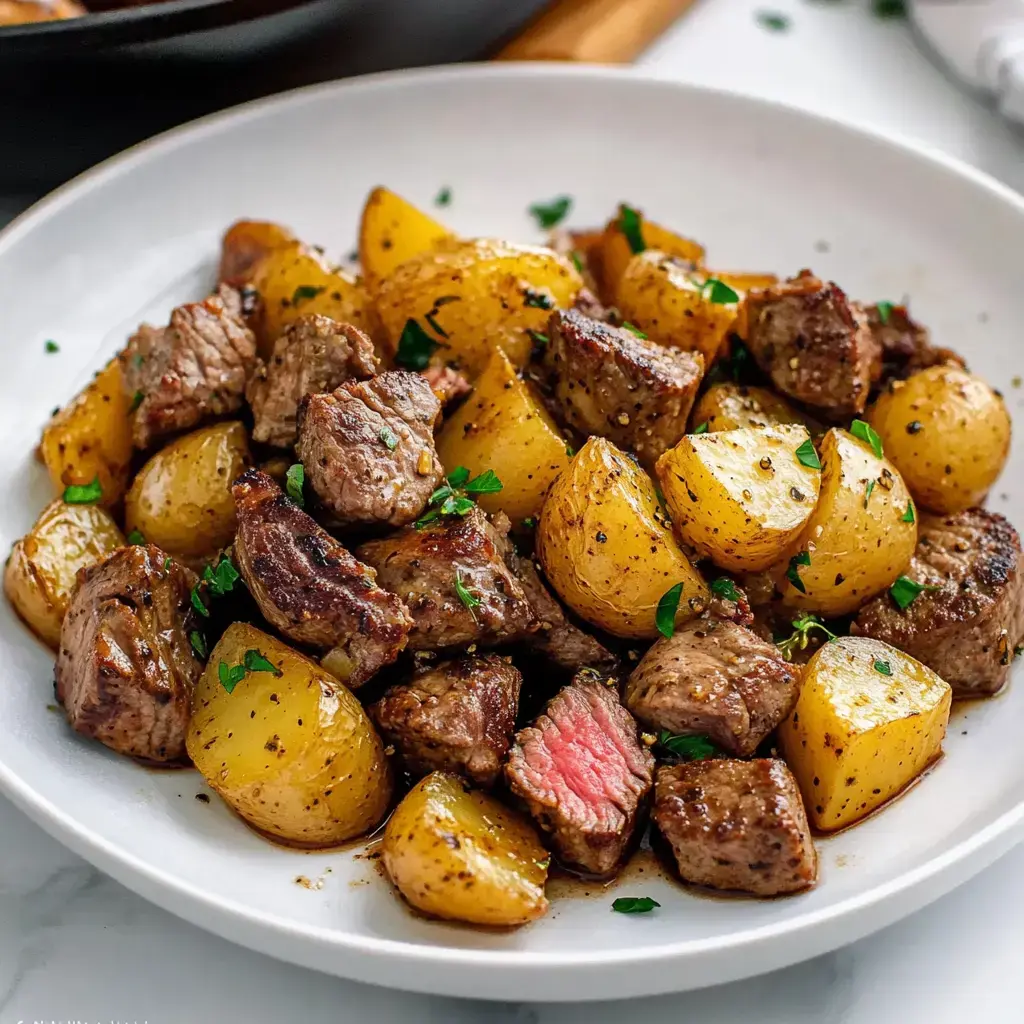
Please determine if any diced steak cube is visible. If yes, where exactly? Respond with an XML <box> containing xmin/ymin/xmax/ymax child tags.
<box><xmin>653</xmin><ymin>759</ymin><xmax>817</xmax><ymax>896</ymax></box>
<box><xmin>864</xmin><ymin>303</ymin><xmax>966</xmax><ymax>385</ymax></box>
<box><xmin>55</xmin><ymin>545</ymin><xmax>202</xmax><ymax>763</ymax></box>
<box><xmin>371</xmin><ymin>654</ymin><xmax>521</xmax><ymax>787</ymax></box>
<box><xmin>296</xmin><ymin>370</ymin><xmax>444</xmax><ymax>527</ymax></box>
<box><xmin>421</xmin><ymin>364</ymin><xmax>472</xmax><ymax>410</ymax></box>
<box><xmin>505</xmin><ymin>673</ymin><xmax>654</xmax><ymax>876</ymax></box>
<box><xmin>853</xmin><ymin>508</ymin><xmax>1024</xmax><ymax>695</ymax></box>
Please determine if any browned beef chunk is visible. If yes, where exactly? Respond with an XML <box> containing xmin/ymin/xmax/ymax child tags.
<box><xmin>505</xmin><ymin>673</ymin><xmax>654</xmax><ymax>876</ymax></box>
<box><xmin>864</xmin><ymin>303</ymin><xmax>966</xmax><ymax>384</ymax></box>
<box><xmin>356</xmin><ymin>507</ymin><xmax>536</xmax><ymax>651</ymax></box>
<box><xmin>543</xmin><ymin>308</ymin><xmax>703</xmax><ymax>470</ymax></box>
<box><xmin>421</xmin><ymin>364</ymin><xmax>472</xmax><ymax>411</ymax></box>
<box><xmin>744</xmin><ymin>271</ymin><xmax>880</xmax><ymax>418</ymax></box>
<box><xmin>370</xmin><ymin>654</ymin><xmax>521</xmax><ymax>787</ymax></box>
<box><xmin>232</xmin><ymin>468</ymin><xmax>412</xmax><ymax>688</ymax></box>
<box><xmin>653</xmin><ymin>759</ymin><xmax>817</xmax><ymax>896</ymax></box>
<box><xmin>624</xmin><ymin>617</ymin><xmax>799</xmax><ymax>755</ymax></box>
<box><xmin>246</xmin><ymin>316</ymin><xmax>379</xmax><ymax>447</ymax></box>
<box><xmin>54</xmin><ymin>545</ymin><xmax>201</xmax><ymax>763</ymax></box>
<box><xmin>296</xmin><ymin>370</ymin><xmax>444</xmax><ymax>527</ymax></box>
<box><xmin>853</xmin><ymin>508</ymin><xmax>1024</xmax><ymax>695</ymax></box>
<box><xmin>119</xmin><ymin>284</ymin><xmax>257</xmax><ymax>449</ymax></box>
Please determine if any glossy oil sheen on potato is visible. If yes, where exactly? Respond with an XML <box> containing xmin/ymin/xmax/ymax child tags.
<box><xmin>657</xmin><ymin>424</ymin><xmax>821</xmax><ymax>572</ymax></box>
<box><xmin>773</xmin><ymin>427</ymin><xmax>917</xmax><ymax>617</ymax></box>
<box><xmin>536</xmin><ymin>436</ymin><xmax>709</xmax><ymax>638</ymax></box>
<box><xmin>780</xmin><ymin>636</ymin><xmax>951</xmax><ymax>832</ymax></box>
<box><xmin>4</xmin><ymin>499</ymin><xmax>124</xmax><ymax>647</ymax></box>
<box><xmin>690</xmin><ymin>383</ymin><xmax>815</xmax><ymax>433</ymax></box>
<box><xmin>125</xmin><ymin>421</ymin><xmax>250</xmax><ymax>560</ymax></box>
<box><xmin>436</xmin><ymin>347</ymin><xmax>570</xmax><ymax>524</ymax></box>
<box><xmin>867</xmin><ymin>365</ymin><xmax>1011</xmax><ymax>514</ymax></box>
<box><xmin>187</xmin><ymin>623</ymin><xmax>392</xmax><ymax>848</ymax></box>
<box><xmin>382</xmin><ymin>771</ymin><xmax>549</xmax><ymax>927</ymax></box>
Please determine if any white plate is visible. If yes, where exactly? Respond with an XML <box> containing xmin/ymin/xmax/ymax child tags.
<box><xmin>1</xmin><ymin>65</ymin><xmax>1023</xmax><ymax>1003</ymax></box>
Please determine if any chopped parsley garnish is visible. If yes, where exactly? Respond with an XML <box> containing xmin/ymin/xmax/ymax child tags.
<box><xmin>447</xmin><ymin>466</ymin><xmax>470</xmax><ymax>488</ymax></box>
<box><xmin>655</xmin><ymin>582</ymin><xmax>684</xmax><ymax>638</ymax></box>
<box><xmin>565</xmin><ymin>445</ymin><xmax>576</xmax><ymax>458</ymax></box>
<box><xmin>218</xmin><ymin>661</ymin><xmax>245</xmax><ymax>693</ymax></box>
<box><xmin>902</xmin><ymin>500</ymin><xmax>916</xmax><ymax>523</ymax></box>
<box><xmin>163</xmin><ymin>556</ymin><xmax>172</xmax><ymax>571</ymax></box>
<box><xmin>864</xmin><ymin>479</ymin><xmax>876</xmax><ymax>508</ymax></box>
<box><xmin>658</xmin><ymin>731</ymin><xmax>718</xmax><ymax>760</ymax></box>
<box><xmin>454</xmin><ymin>570</ymin><xmax>481</xmax><ymax>612</ymax></box>
<box><xmin>528</xmin><ymin>329</ymin><xmax>550</xmax><ymax>348</ymax></box>
<box><xmin>709</xmin><ymin>577</ymin><xmax>740</xmax><ymax>602</ymax></box>
<box><xmin>244</xmin><ymin>649</ymin><xmax>281</xmax><ymax>675</ymax></box>
<box><xmin>890</xmin><ymin>575</ymin><xmax>940</xmax><ymax>610</ymax></box>
<box><xmin>415</xmin><ymin>467</ymin><xmax>503</xmax><ymax>527</ymax></box>
<box><xmin>463</xmin><ymin>469</ymin><xmax>503</xmax><ymax>494</ymax></box>
<box><xmin>795</xmin><ymin>438</ymin><xmax>821</xmax><ymax>470</ymax></box>
<box><xmin>130</xmin><ymin>390</ymin><xmax>144</xmax><ymax>412</ymax></box>
<box><xmin>786</xmin><ymin>551</ymin><xmax>811</xmax><ymax>594</ymax></box>
<box><xmin>523</xmin><ymin>288</ymin><xmax>553</xmax><ymax>310</ymax></box>
<box><xmin>285</xmin><ymin>463</ymin><xmax>305</xmax><ymax>506</ymax></box>
<box><xmin>873</xmin><ymin>659</ymin><xmax>892</xmax><ymax>676</ymax></box>
<box><xmin>126</xmin><ymin>529</ymin><xmax>145</xmax><ymax>545</ymax></box>
<box><xmin>191</xmin><ymin>585</ymin><xmax>210</xmax><ymax>618</ymax></box>
<box><xmin>692</xmin><ymin>421</ymin><xmax>709</xmax><ymax>435</ymax></box>
<box><xmin>44</xmin><ymin>339</ymin><xmax>59</xmax><ymax>353</ymax></box>
<box><xmin>218</xmin><ymin>648</ymin><xmax>281</xmax><ymax>694</ymax></box>
<box><xmin>522</xmin><ymin>516</ymin><xmax>537</xmax><ymax>529</ymax></box>
<box><xmin>379</xmin><ymin>426</ymin><xmax>399</xmax><ymax>451</ymax></box>
<box><xmin>63</xmin><ymin>477</ymin><xmax>102</xmax><ymax>505</ymax></box>
<box><xmin>617</xmin><ymin>204</ymin><xmax>645</xmax><ymax>254</ymax></box>
<box><xmin>291</xmin><ymin>285</ymin><xmax>325</xmax><ymax>306</ymax></box>
<box><xmin>528</xmin><ymin>195</ymin><xmax>572</xmax><ymax>229</ymax></box>
<box><xmin>190</xmin><ymin>631</ymin><xmax>208</xmax><ymax>659</ymax></box>
<box><xmin>202</xmin><ymin>556</ymin><xmax>240</xmax><ymax>597</ymax></box>
<box><xmin>776</xmin><ymin>613</ymin><xmax>837</xmax><ymax>661</ymax></box>
<box><xmin>756</xmin><ymin>10</ymin><xmax>791</xmax><ymax>31</ymax></box>
<box><xmin>570</xmin><ymin>250</ymin><xmax>584</xmax><ymax>273</ymax></box>
<box><xmin>850</xmin><ymin>419</ymin><xmax>883</xmax><ymax>459</ymax></box>
<box><xmin>395</xmin><ymin>318</ymin><xmax>441</xmax><ymax>370</ymax></box>
<box><xmin>622</xmin><ymin>322</ymin><xmax>648</xmax><ymax>339</ymax></box>
<box><xmin>612</xmin><ymin>896</ymin><xmax>660</xmax><ymax>914</ymax></box>
<box><xmin>701</xmin><ymin>278</ymin><xmax>740</xmax><ymax>306</ymax></box>
<box><xmin>434</xmin><ymin>186</ymin><xmax>452</xmax><ymax>207</ymax></box>
<box><xmin>875</xmin><ymin>300</ymin><xmax>895</xmax><ymax>324</ymax></box>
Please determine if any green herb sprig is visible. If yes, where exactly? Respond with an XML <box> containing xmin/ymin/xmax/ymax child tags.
<box><xmin>655</xmin><ymin>582</ymin><xmax>684</xmax><ymax>638</ymax></box>
<box><xmin>776</xmin><ymin>613</ymin><xmax>837</xmax><ymax>661</ymax></box>
<box><xmin>415</xmin><ymin>466</ymin><xmax>503</xmax><ymax>528</ymax></box>
<box><xmin>529</xmin><ymin>195</ymin><xmax>572</xmax><ymax>229</ymax></box>
<box><xmin>612</xmin><ymin>897</ymin><xmax>660</xmax><ymax>914</ymax></box>
<box><xmin>218</xmin><ymin>648</ymin><xmax>282</xmax><ymax>694</ymax></box>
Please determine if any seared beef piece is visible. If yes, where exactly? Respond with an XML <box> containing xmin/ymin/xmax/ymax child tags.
<box><xmin>653</xmin><ymin>759</ymin><xmax>817</xmax><ymax>896</ymax></box>
<box><xmin>232</xmin><ymin>468</ymin><xmax>412</xmax><ymax>688</ymax></box>
<box><xmin>296</xmin><ymin>370</ymin><xmax>444</xmax><ymax>527</ymax></box>
<box><xmin>246</xmin><ymin>316</ymin><xmax>379</xmax><ymax>447</ymax></box>
<box><xmin>356</xmin><ymin>507</ymin><xmax>537</xmax><ymax>650</ymax></box>
<box><xmin>543</xmin><ymin>309</ymin><xmax>703</xmax><ymax>470</ymax></box>
<box><xmin>119</xmin><ymin>284</ymin><xmax>257</xmax><ymax>449</ymax></box>
<box><xmin>624</xmin><ymin>618</ymin><xmax>799</xmax><ymax>756</ymax></box>
<box><xmin>421</xmin><ymin>365</ymin><xmax>472</xmax><ymax>410</ymax></box>
<box><xmin>744</xmin><ymin>271</ymin><xmax>880</xmax><ymax>418</ymax></box>
<box><xmin>706</xmin><ymin>583</ymin><xmax>755</xmax><ymax>628</ymax></box>
<box><xmin>864</xmin><ymin>303</ymin><xmax>965</xmax><ymax>383</ymax></box>
<box><xmin>853</xmin><ymin>509</ymin><xmax>1024</xmax><ymax>695</ymax></box>
<box><xmin>505</xmin><ymin>673</ymin><xmax>654</xmax><ymax>876</ymax></box>
<box><xmin>371</xmin><ymin>654</ymin><xmax>521</xmax><ymax>787</ymax></box>
<box><xmin>54</xmin><ymin>545</ymin><xmax>201</xmax><ymax>763</ymax></box>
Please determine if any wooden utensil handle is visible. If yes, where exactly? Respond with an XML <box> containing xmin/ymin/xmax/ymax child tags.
<box><xmin>496</xmin><ymin>0</ymin><xmax>698</xmax><ymax>63</ymax></box>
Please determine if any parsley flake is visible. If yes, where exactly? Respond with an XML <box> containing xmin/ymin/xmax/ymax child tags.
<box><xmin>464</xmin><ymin>469</ymin><xmax>503</xmax><ymax>495</ymax></box>
<box><xmin>44</xmin><ymin>339</ymin><xmax>59</xmax><ymax>353</ymax></box>
<box><xmin>701</xmin><ymin>278</ymin><xmax>740</xmax><ymax>305</ymax></box>
<box><xmin>529</xmin><ymin>195</ymin><xmax>572</xmax><ymax>229</ymax></box>
<box><xmin>875</xmin><ymin>300</ymin><xmax>895</xmax><ymax>324</ymax></box>
<box><xmin>786</xmin><ymin>551</ymin><xmax>811</xmax><ymax>594</ymax></box>
<box><xmin>570</xmin><ymin>250</ymin><xmax>584</xmax><ymax>273</ymax></box>
<box><xmin>902</xmin><ymin>500</ymin><xmax>916</xmax><ymax>524</ymax></box>
<box><xmin>864</xmin><ymin>479</ymin><xmax>876</xmax><ymax>508</ymax></box>
<box><xmin>709</xmin><ymin>577</ymin><xmax>740</xmax><ymax>602</ymax></box>
<box><xmin>890</xmin><ymin>575</ymin><xmax>940</xmax><ymax>610</ymax></box>
<box><xmin>850</xmin><ymin>419</ymin><xmax>884</xmax><ymax>459</ymax></box>
<box><xmin>244</xmin><ymin>649</ymin><xmax>282</xmax><ymax>676</ymax></box>
<box><xmin>63</xmin><ymin>477</ymin><xmax>102</xmax><ymax>505</ymax></box>
<box><xmin>617</xmin><ymin>204</ymin><xmax>645</xmax><ymax>254</ymax></box>
<box><xmin>291</xmin><ymin>285</ymin><xmax>325</xmax><ymax>306</ymax></box>
<box><xmin>658</xmin><ymin>732</ymin><xmax>719</xmax><ymax>761</ymax></box>
<box><xmin>379</xmin><ymin>426</ymin><xmax>399</xmax><ymax>451</ymax></box>
<box><xmin>163</xmin><ymin>556</ymin><xmax>172</xmax><ymax>571</ymax></box>
<box><xmin>874</xmin><ymin>659</ymin><xmax>892</xmax><ymax>676</ymax></box>
<box><xmin>776</xmin><ymin>614</ymin><xmax>837</xmax><ymax>661</ymax></box>
<box><xmin>522</xmin><ymin>516</ymin><xmax>537</xmax><ymax>529</ymax></box>
<box><xmin>203</xmin><ymin>556</ymin><xmax>240</xmax><ymax>597</ymax></box>
<box><xmin>622</xmin><ymin>322</ymin><xmax>648</xmax><ymax>339</ymax></box>
<box><xmin>415</xmin><ymin>467</ymin><xmax>503</xmax><ymax>527</ymax></box>
<box><xmin>565</xmin><ymin>444</ymin><xmax>576</xmax><ymax>458</ymax></box>
<box><xmin>454</xmin><ymin>570</ymin><xmax>481</xmax><ymax>612</ymax></box>
<box><xmin>218</xmin><ymin>648</ymin><xmax>281</xmax><ymax>694</ymax></box>
<box><xmin>396</xmin><ymin>318</ymin><xmax>441</xmax><ymax>370</ymax></box>
<box><xmin>756</xmin><ymin>9</ymin><xmax>791</xmax><ymax>31</ymax></box>
<box><xmin>190</xmin><ymin>630</ymin><xmax>208</xmax><ymax>659</ymax></box>
<box><xmin>218</xmin><ymin>661</ymin><xmax>246</xmax><ymax>693</ymax></box>
<box><xmin>693</xmin><ymin>421</ymin><xmax>709</xmax><ymax>435</ymax></box>
<box><xmin>655</xmin><ymin>582</ymin><xmax>684</xmax><ymax>638</ymax></box>
<box><xmin>126</xmin><ymin>529</ymin><xmax>145</xmax><ymax>545</ymax></box>
<box><xmin>612</xmin><ymin>896</ymin><xmax>660</xmax><ymax>914</ymax></box>
<box><xmin>523</xmin><ymin>288</ymin><xmax>553</xmax><ymax>310</ymax></box>
<box><xmin>795</xmin><ymin>438</ymin><xmax>821</xmax><ymax>470</ymax></box>
<box><xmin>434</xmin><ymin>186</ymin><xmax>452</xmax><ymax>207</ymax></box>
<box><xmin>528</xmin><ymin>329</ymin><xmax>550</xmax><ymax>349</ymax></box>
<box><xmin>191</xmin><ymin>586</ymin><xmax>210</xmax><ymax>619</ymax></box>
<box><xmin>285</xmin><ymin>463</ymin><xmax>305</xmax><ymax>506</ymax></box>
<box><xmin>447</xmin><ymin>466</ymin><xmax>470</xmax><ymax>488</ymax></box>
<box><xmin>130</xmin><ymin>390</ymin><xmax>143</xmax><ymax>412</ymax></box>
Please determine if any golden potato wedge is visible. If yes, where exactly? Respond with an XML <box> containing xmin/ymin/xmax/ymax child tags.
<box><xmin>40</xmin><ymin>358</ymin><xmax>134</xmax><ymax>509</ymax></box>
<box><xmin>358</xmin><ymin>186</ymin><xmax>454</xmax><ymax>293</ymax></box>
<box><xmin>537</xmin><ymin>436</ymin><xmax>709</xmax><ymax>638</ymax></box>
<box><xmin>596</xmin><ymin>207</ymin><xmax>705</xmax><ymax>303</ymax></box>
<box><xmin>4</xmin><ymin>500</ymin><xmax>124</xmax><ymax>647</ymax></box>
<box><xmin>125</xmin><ymin>422</ymin><xmax>250</xmax><ymax>560</ymax></box>
<box><xmin>383</xmin><ymin>771</ymin><xmax>548</xmax><ymax>927</ymax></box>
<box><xmin>374</xmin><ymin>239</ymin><xmax>583</xmax><ymax>378</ymax></box>
<box><xmin>187</xmin><ymin>623</ymin><xmax>392</xmax><ymax>847</ymax></box>
<box><xmin>780</xmin><ymin>636</ymin><xmax>951</xmax><ymax>832</ymax></box>
<box><xmin>866</xmin><ymin>365</ymin><xmax>1010</xmax><ymax>514</ymax></box>
<box><xmin>711</xmin><ymin>271</ymin><xmax>780</xmax><ymax>295</ymax></box>
<box><xmin>219</xmin><ymin>219</ymin><xmax>297</xmax><ymax>286</ymax></box>
<box><xmin>616</xmin><ymin>252</ymin><xmax>739</xmax><ymax>365</ymax></box>
<box><xmin>690</xmin><ymin>383</ymin><xmax>817</xmax><ymax>434</ymax></box>
<box><xmin>252</xmin><ymin>241</ymin><xmax>372</xmax><ymax>356</ymax></box>
<box><xmin>436</xmin><ymin>348</ymin><xmax>570</xmax><ymax>524</ymax></box>
<box><xmin>773</xmin><ymin>427</ymin><xmax>917</xmax><ymax>617</ymax></box>
<box><xmin>656</xmin><ymin>425</ymin><xmax>821</xmax><ymax>572</ymax></box>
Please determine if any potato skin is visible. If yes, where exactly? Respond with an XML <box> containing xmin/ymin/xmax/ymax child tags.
<box><xmin>773</xmin><ymin>427</ymin><xmax>917</xmax><ymax>616</ymax></box>
<box><xmin>690</xmin><ymin>383</ymin><xmax>816</xmax><ymax>433</ymax></box>
<box><xmin>383</xmin><ymin>771</ymin><xmax>548</xmax><ymax>927</ymax></box>
<box><xmin>537</xmin><ymin>436</ymin><xmax>709</xmax><ymax>638</ymax></box>
<box><xmin>866</xmin><ymin>365</ymin><xmax>1011</xmax><ymax>514</ymax></box>
<box><xmin>657</xmin><ymin>425</ymin><xmax>821</xmax><ymax>572</ymax></box>
<box><xmin>436</xmin><ymin>347</ymin><xmax>570</xmax><ymax>524</ymax></box>
<box><xmin>125</xmin><ymin>422</ymin><xmax>250</xmax><ymax>560</ymax></box>
<box><xmin>219</xmin><ymin>220</ymin><xmax>297</xmax><ymax>285</ymax></box>
<box><xmin>358</xmin><ymin>186</ymin><xmax>453</xmax><ymax>293</ymax></box>
<box><xmin>187</xmin><ymin>623</ymin><xmax>392</xmax><ymax>848</ymax></box>
<box><xmin>40</xmin><ymin>358</ymin><xmax>134</xmax><ymax>509</ymax></box>
<box><xmin>780</xmin><ymin>636</ymin><xmax>951</xmax><ymax>832</ymax></box>
<box><xmin>4</xmin><ymin>500</ymin><xmax>124</xmax><ymax>648</ymax></box>
<box><xmin>374</xmin><ymin>239</ymin><xmax>582</xmax><ymax>378</ymax></box>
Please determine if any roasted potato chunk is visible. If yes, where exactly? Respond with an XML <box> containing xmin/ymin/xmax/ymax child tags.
<box><xmin>187</xmin><ymin>623</ymin><xmax>392</xmax><ymax>847</ymax></box>
<box><xmin>537</xmin><ymin>436</ymin><xmax>709</xmax><ymax>638</ymax></box>
<box><xmin>219</xmin><ymin>220</ymin><xmax>297</xmax><ymax>285</ymax></box>
<box><xmin>656</xmin><ymin>425</ymin><xmax>821</xmax><ymax>572</ymax></box>
<box><xmin>383</xmin><ymin>771</ymin><xmax>549</xmax><ymax>927</ymax></box>
<box><xmin>4</xmin><ymin>500</ymin><xmax>124</xmax><ymax>648</ymax></box>
<box><xmin>616</xmin><ymin>252</ymin><xmax>739</xmax><ymax>365</ymax></box>
<box><xmin>125</xmin><ymin>421</ymin><xmax>250</xmax><ymax>561</ymax></box>
<box><xmin>374</xmin><ymin>239</ymin><xmax>583</xmax><ymax>378</ymax></box>
<box><xmin>866</xmin><ymin>365</ymin><xmax>1011</xmax><ymax>514</ymax></box>
<box><xmin>773</xmin><ymin>427</ymin><xmax>917</xmax><ymax>617</ymax></box>
<box><xmin>358</xmin><ymin>186</ymin><xmax>454</xmax><ymax>293</ymax></box>
<box><xmin>40</xmin><ymin>358</ymin><xmax>134</xmax><ymax>510</ymax></box>
<box><xmin>436</xmin><ymin>348</ymin><xmax>570</xmax><ymax>524</ymax></box>
<box><xmin>711</xmin><ymin>271</ymin><xmax>779</xmax><ymax>295</ymax></box>
<box><xmin>690</xmin><ymin>383</ymin><xmax>816</xmax><ymax>434</ymax></box>
<box><xmin>780</xmin><ymin>636</ymin><xmax>951</xmax><ymax>831</ymax></box>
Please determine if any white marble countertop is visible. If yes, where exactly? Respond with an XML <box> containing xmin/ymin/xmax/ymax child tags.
<box><xmin>4</xmin><ymin>2</ymin><xmax>1024</xmax><ymax>1021</ymax></box>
